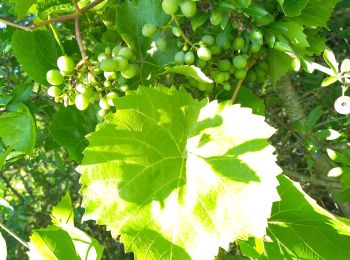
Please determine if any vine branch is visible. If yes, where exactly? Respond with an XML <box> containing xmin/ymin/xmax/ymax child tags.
<box><xmin>75</xmin><ymin>17</ymin><xmax>87</xmax><ymax>60</ymax></box>
<box><xmin>0</xmin><ymin>222</ymin><xmax>29</xmax><ymax>249</ymax></box>
<box><xmin>0</xmin><ymin>0</ymin><xmax>104</xmax><ymax>31</ymax></box>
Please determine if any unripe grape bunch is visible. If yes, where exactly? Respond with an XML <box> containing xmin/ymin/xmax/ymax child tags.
<box><xmin>46</xmin><ymin>45</ymin><xmax>139</xmax><ymax>119</ymax></box>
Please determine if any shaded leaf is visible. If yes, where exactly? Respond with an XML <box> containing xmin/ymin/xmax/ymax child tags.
<box><xmin>78</xmin><ymin>86</ymin><xmax>281</xmax><ymax>259</ymax></box>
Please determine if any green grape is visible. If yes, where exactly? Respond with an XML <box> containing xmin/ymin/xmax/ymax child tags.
<box><xmin>172</xmin><ymin>27</ymin><xmax>182</xmax><ymax>37</ymax></box>
<box><xmin>232</xmin><ymin>37</ymin><xmax>245</xmax><ymax>50</ymax></box>
<box><xmin>257</xmin><ymin>61</ymin><xmax>269</xmax><ymax>72</ymax></box>
<box><xmin>57</xmin><ymin>56</ymin><xmax>75</xmax><ymax>73</ymax></box>
<box><xmin>201</xmin><ymin>35</ymin><xmax>215</xmax><ymax>47</ymax></box>
<box><xmin>210</xmin><ymin>45</ymin><xmax>222</xmax><ymax>56</ymax></box>
<box><xmin>196</xmin><ymin>59</ymin><xmax>206</xmax><ymax>68</ymax></box>
<box><xmin>255</xmin><ymin>68</ymin><xmax>266</xmax><ymax>83</ymax></box>
<box><xmin>118</xmin><ymin>47</ymin><xmax>133</xmax><ymax>60</ymax></box>
<box><xmin>112</xmin><ymin>46</ymin><xmax>122</xmax><ymax>59</ymax></box>
<box><xmin>180</xmin><ymin>1</ymin><xmax>197</xmax><ymax>18</ymax></box>
<box><xmin>100</xmin><ymin>59</ymin><xmax>119</xmax><ymax>72</ymax></box>
<box><xmin>98</xmin><ymin>53</ymin><xmax>108</xmax><ymax>62</ymax></box>
<box><xmin>121</xmin><ymin>64</ymin><xmax>138</xmax><ymax>79</ymax></box>
<box><xmin>114</xmin><ymin>56</ymin><xmax>129</xmax><ymax>71</ymax></box>
<box><xmin>105</xmin><ymin>47</ymin><xmax>112</xmax><ymax>55</ymax></box>
<box><xmin>250</xmin><ymin>29</ymin><xmax>263</xmax><ymax>45</ymax></box>
<box><xmin>142</xmin><ymin>23</ymin><xmax>157</xmax><ymax>37</ymax></box>
<box><xmin>104</xmin><ymin>71</ymin><xmax>117</xmax><ymax>80</ymax></box>
<box><xmin>75</xmin><ymin>94</ymin><xmax>89</xmax><ymax>111</ymax></box>
<box><xmin>156</xmin><ymin>38</ymin><xmax>167</xmax><ymax>51</ymax></box>
<box><xmin>76</xmin><ymin>84</ymin><xmax>86</xmax><ymax>94</ymax></box>
<box><xmin>213</xmin><ymin>71</ymin><xmax>230</xmax><ymax>84</ymax></box>
<box><xmin>162</xmin><ymin>0</ymin><xmax>178</xmax><ymax>15</ymax></box>
<box><xmin>46</xmin><ymin>69</ymin><xmax>64</xmax><ymax>85</ymax></box>
<box><xmin>218</xmin><ymin>60</ymin><xmax>232</xmax><ymax>72</ymax></box>
<box><xmin>47</xmin><ymin>86</ymin><xmax>61</xmax><ymax>97</ymax></box>
<box><xmin>222</xmin><ymin>82</ymin><xmax>231</xmax><ymax>91</ymax></box>
<box><xmin>183</xmin><ymin>45</ymin><xmax>189</xmax><ymax>52</ymax></box>
<box><xmin>235</xmin><ymin>69</ymin><xmax>247</xmax><ymax>80</ymax></box>
<box><xmin>119</xmin><ymin>84</ymin><xmax>129</xmax><ymax>92</ymax></box>
<box><xmin>247</xmin><ymin>71</ymin><xmax>257</xmax><ymax>82</ymax></box>
<box><xmin>197</xmin><ymin>82</ymin><xmax>209</xmax><ymax>91</ymax></box>
<box><xmin>88</xmin><ymin>73</ymin><xmax>98</xmax><ymax>85</ymax></box>
<box><xmin>174</xmin><ymin>51</ymin><xmax>185</xmax><ymax>64</ymax></box>
<box><xmin>117</xmin><ymin>76</ymin><xmax>127</xmax><ymax>85</ymax></box>
<box><xmin>210</xmin><ymin>10</ymin><xmax>223</xmax><ymax>26</ymax></box>
<box><xmin>107</xmin><ymin>91</ymin><xmax>118</xmax><ymax>106</ymax></box>
<box><xmin>266</xmin><ymin>34</ymin><xmax>276</xmax><ymax>48</ymax></box>
<box><xmin>99</xmin><ymin>97</ymin><xmax>110</xmax><ymax>110</ymax></box>
<box><xmin>197</xmin><ymin>47</ymin><xmax>212</xmax><ymax>61</ymax></box>
<box><xmin>184</xmin><ymin>52</ymin><xmax>195</xmax><ymax>65</ymax></box>
<box><xmin>232</xmin><ymin>55</ymin><xmax>248</xmax><ymax>69</ymax></box>
<box><xmin>98</xmin><ymin>109</ymin><xmax>108</xmax><ymax>118</ymax></box>
<box><xmin>104</xmin><ymin>80</ymin><xmax>111</xmax><ymax>88</ymax></box>
<box><xmin>250</xmin><ymin>44</ymin><xmax>261</xmax><ymax>53</ymax></box>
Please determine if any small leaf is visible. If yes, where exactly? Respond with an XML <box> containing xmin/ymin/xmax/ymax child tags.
<box><xmin>341</xmin><ymin>59</ymin><xmax>350</xmax><ymax>73</ymax></box>
<box><xmin>321</xmin><ymin>76</ymin><xmax>338</xmax><ymax>87</ymax></box>
<box><xmin>323</xmin><ymin>48</ymin><xmax>339</xmax><ymax>73</ymax></box>
<box><xmin>0</xmin><ymin>104</ymin><xmax>36</xmax><ymax>154</ymax></box>
<box><xmin>300</xmin><ymin>57</ymin><xmax>315</xmax><ymax>73</ymax></box>
<box><xmin>274</xmin><ymin>41</ymin><xmax>293</xmax><ymax>53</ymax></box>
<box><xmin>192</xmin><ymin>13</ymin><xmax>209</xmax><ymax>31</ymax></box>
<box><xmin>306</xmin><ymin>106</ymin><xmax>322</xmax><ymax>129</ymax></box>
<box><xmin>244</xmin><ymin>4</ymin><xmax>268</xmax><ymax>16</ymax></box>
<box><xmin>328</xmin><ymin>167</ymin><xmax>347</xmax><ymax>178</ymax></box>
<box><xmin>0</xmin><ymin>143</ymin><xmax>17</xmax><ymax>170</ymax></box>
<box><xmin>161</xmin><ymin>65</ymin><xmax>213</xmax><ymax>83</ymax></box>
<box><xmin>316</xmin><ymin>129</ymin><xmax>341</xmax><ymax>140</ymax></box>
<box><xmin>51</xmin><ymin>193</ymin><xmax>74</xmax><ymax>226</ymax></box>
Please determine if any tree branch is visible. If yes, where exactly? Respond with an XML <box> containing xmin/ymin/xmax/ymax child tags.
<box><xmin>0</xmin><ymin>222</ymin><xmax>29</xmax><ymax>249</ymax></box>
<box><xmin>0</xmin><ymin>0</ymin><xmax>105</xmax><ymax>31</ymax></box>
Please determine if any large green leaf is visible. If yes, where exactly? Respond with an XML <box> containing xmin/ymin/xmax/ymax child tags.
<box><xmin>280</xmin><ymin>22</ymin><xmax>310</xmax><ymax>55</ymax></box>
<box><xmin>288</xmin><ymin>0</ymin><xmax>342</xmax><ymax>28</ymax></box>
<box><xmin>51</xmin><ymin>192</ymin><xmax>74</xmax><ymax>226</ymax></box>
<box><xmin>78</xmin><ymin>86</ymin><xmax>281</xmax><ymax>259</ymax></box>
<box><xmin>12</xmin><ymin>30</ymin><xmax>58</xmax><ymax>85</ymax></box>
<box><xmin>277</xmin><ymin>0</ymin><xmax>309</xmax><ymax>17</ymax></box>
<box><xmin>0</xmin><ymin>104</ymin><xmax>36</xmax><ymax>154</ymax></box>
<box><xmin>267</xmin><ymin>49</ymin><xmax>292</xmax><ymax>85</ymax></box>
<box><xmin>267</xmin><ymin>175</ymin><xmax>350</xmax><ymax>259</ymax></box>
<box><xmin>8</xmin><ymin>0</ymin><xmax>37</xmax><ymax>19</ymax></box>
<box><xmin>50</xmin><ymin>106</ymin><xmax>98</xmax><ymax>163</ymax></box>
<box><xmin>116</xmin><ymin>0</ymin><xmax>178</xmax><ymax>86</ymax></box>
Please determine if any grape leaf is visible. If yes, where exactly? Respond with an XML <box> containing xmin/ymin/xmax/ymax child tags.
<box><xmin>267</xmin><ymin>175</ymin><xmax>350</xmax><ymax>259</ymax></box>
<box><xmin>0</xmin><ymin>104</ymin><xmax>36</xmax><ymax>154</ymax></box>
<box><xmin>8</xmin><ymin>0</ymin><xmax>37</xmax><ymax>19</ymax></box>
<box><xmin>268</xmin><ymin>48</ymin><xmax>292</xmax><ymax>85</ymax></box>
<box><xmin>280</xmin><ymin>22</ymin><xmax>310</xmax><ymax>54</ymax></box>
<box><xmin>12</xmin><ymin>30</ymin><xmax>58</xmax><ymax>85</ymax></box>
<box><xmin>50</xmin><ymin>106</ymin><xmax>98</xmax><ymax>163</ymax></box>
<box><xmin>277</xmin><ymin>0</ymin><xmax>309</xmax><ymax>17</ymax></box>
<box><xmin>288</xmin><ymin>0</ymin><xmax>342</xmax><ymax>28</ymax></box>
<box><xmin>116</xmin><ymin>0</ymin><xmax>178</xmax><ymax>86</ymax></box>
<box><xmin>51</xmin><ymin>192</ymin><xmax>74</xmax><ymax>226</ymax></box>
<box><xmin>27</xmin><ymin>192</ymin><xmax>104</xmax><ymax>260</ymax></box>
<box><xmin>78</xmin><ymin>86</ymin><xmax>281</xmax><ymax>259</ymax></box>
<box><xmin>161</xmin><ymin>65</ymin><xmax>213</xmax><ymax>84</ymax></box>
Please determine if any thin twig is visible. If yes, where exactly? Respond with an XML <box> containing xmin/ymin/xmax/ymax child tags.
<box><xmin>0</xmin><ymin>172</ymin><xmax>23</xmax><ymax>201</ymax></box>
<box><xmin>75</xmin><ymin>17</ymin><xmax>88</xmax><ymax>60</ymax></box>
<box><xmin>0</xmin><ymin>0</ymin><xmax>104</xmax><ymax>31</ymax></box>
<box><xmin>0</xmin><ymin>222</ymin><xmax>29</xmax><ymax>249</ymax></box>
<box><xmin>0</xmin><ymin>18</ymin><xmax>31</xmax><ymax>31</ymax></box>
<box><xmin>171</xmin><ymin>15</ymin><xmax>194</xmax><ymax>47</ymax></box>
<box><xmin>231</xmin><ymin>79</ymin><xmax>244</xmax><ymax>104</ymax></box>
<box><xmin>284</xmin><ymin>170</ymin><xmax>342</xmax><ymax>189</ymax></box>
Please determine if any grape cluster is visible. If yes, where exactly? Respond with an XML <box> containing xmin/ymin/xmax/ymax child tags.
<box><xmin>46</xmin><ymin>45</ymin><xmax>139</xmax><ymax>119</ymax></box>
<box><xmin>140</xmin><ymin>0</ymin><xmax>269</xmax><ymax>94</ymax></box>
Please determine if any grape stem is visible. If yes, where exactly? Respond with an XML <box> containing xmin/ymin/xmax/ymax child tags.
<box><xmin>231</xmin><ymin>79</ymin><xmax>244</xmax><ymax>104</ymax></box>
<box><xmin>0</xmin><ymin>0</ymin><xmax>104</xmax><ymax>31</ymax></box>
<box><xmin>171</xmin><ymin>15</ymin><xmax>194</xmax><ymax>47</ymax></box>
<box><xmin>75</xmin><ymin>16</ymin><xmax>88</xmax><ymax>60</ymax></box>
<box><xmin>0</xmin><ymin>222</ymin><xmax>29</xmax><ymax>249</ymax></box>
